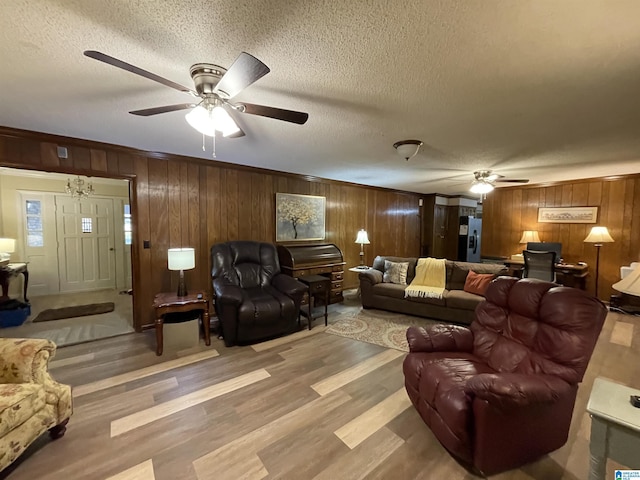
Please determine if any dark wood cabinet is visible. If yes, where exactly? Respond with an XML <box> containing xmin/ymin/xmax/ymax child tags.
<box><xmin>277</xmin><ymin>243</ymin><xmax>345</xmax><ymax>304</ymax></box>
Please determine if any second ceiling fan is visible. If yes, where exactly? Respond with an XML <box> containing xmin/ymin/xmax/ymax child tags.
<box><xmin>84</xmin><ymin>50</ymin><xmax>309</xmax><ymax>140</ymax></box>
<box><xmin>470</xmin><ymin>170</ymin><xmax>529</xmax><ymax>194</ymax></box>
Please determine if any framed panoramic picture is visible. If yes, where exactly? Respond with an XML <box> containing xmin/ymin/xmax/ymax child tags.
<box><xmin>276</xmin><ymin>193</ymin><xmax>326</xmax><ymax>241</ymax></box>
<box><xmin>537</xmin><ymin>206</ymin><xmax>598</xmax><ymax>224</ymax></box>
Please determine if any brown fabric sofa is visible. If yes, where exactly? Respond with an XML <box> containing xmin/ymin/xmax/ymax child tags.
<box><xmin>0</xmin><ymin>338</ymin><xmax>72</xmax><ymax>472</ymax></box>
<box><xmin>359</xmin><ymin>255</ymin><xmax>507</xmax><ymax>324</ymax></box>
<box><xmin>403</xmin><ymin>277</ymin><xmax>607</xmax><ymax>475</ymax></box>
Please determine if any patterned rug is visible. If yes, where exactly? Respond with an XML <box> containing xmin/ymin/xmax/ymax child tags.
<box><xmin>325</xmin><ymin>308</ymin><xmax>444</xmax><ymax>352</ymax></box>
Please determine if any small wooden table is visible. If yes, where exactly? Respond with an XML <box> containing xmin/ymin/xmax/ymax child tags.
<box><xmin>152</xmin><ymin>291</ymin><xmax>211</xmax><ymax>355</ymax></box>
<box><xmin>298</xmin><ymin>275</ymin><xmax>330</xmax><ymax>330</ymax></box>
<box><xmin>349</xmin><ymin>266</ymin><xmax>372</xmax><ymax>296</ymax></box>
<box><xmin>0</xmin><ymin>263</ymin><xmax>29</xmax><ymax>303</ymax></box>
<box><xmin>587</xmin><ymin>377</ymin><xmax>640</xmax><ymax>479</ymax></box>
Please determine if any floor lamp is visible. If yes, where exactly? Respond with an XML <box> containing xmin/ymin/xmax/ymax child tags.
<box><xmin>584</xmin><ymin>226</ymin><xmax>614</xmax><ymax>299</ymax></box>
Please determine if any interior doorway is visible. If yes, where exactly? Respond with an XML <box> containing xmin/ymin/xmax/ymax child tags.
<box><xmin>0</xmin><ymin>167</ymin><xmax>134</xmax><ymax>346</ymax></box>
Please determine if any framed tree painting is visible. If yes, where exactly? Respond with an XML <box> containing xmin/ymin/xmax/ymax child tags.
<box><xmin>276</xmin><ymin>193</ymin><xmax>326</xmax><ymax>241</ymax></box>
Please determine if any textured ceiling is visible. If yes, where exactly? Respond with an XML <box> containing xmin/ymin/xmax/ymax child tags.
<box><xmin>1</xmin><ymin>1</ymin><xmax>640</xmax><ymax>195</ymax></box>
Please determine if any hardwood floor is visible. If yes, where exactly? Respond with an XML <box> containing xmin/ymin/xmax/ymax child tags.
<box><xmin>2</xmin><ymin>304</ymin><xmax>639</xmax><ymax>480</ymax></box>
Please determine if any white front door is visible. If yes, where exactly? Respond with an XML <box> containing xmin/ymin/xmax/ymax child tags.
<box><xmin>55</xmin><ymin>196</ymin><xmax>117</xmax><ymax>292</ymax></box>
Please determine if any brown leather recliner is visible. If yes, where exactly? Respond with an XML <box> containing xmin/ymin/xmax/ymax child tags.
<box><xmin>403</xmin><ymin>276</ymin><xmax>607</xmax><ymax>476</ymax></box>
<box><xmin>211</xmin><ymin>241</ymin><xmax>307</xmax><ymax>347</ymax></box>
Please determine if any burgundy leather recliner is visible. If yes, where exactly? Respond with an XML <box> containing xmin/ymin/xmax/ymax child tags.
<box><xmin>403</xmin><ymin>276</ymin><xmax>607</xmax><ymax>476</ymax></box>
<box><xmin>211</xmin><ymin>241</ymin><xmax>307</xmax><ymax>347</ymax></box>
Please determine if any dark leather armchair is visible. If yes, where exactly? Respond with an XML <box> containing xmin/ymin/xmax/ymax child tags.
<box><xmin>523</xmin><ymin>249</ymin><xmax>557</xmax><ymax>281</ymax></box>
<box><xmin>403</xmin><ymin>276</ymin><xmax>607</xmax><ymax>476</ymax></box>
<box><xmin>211</xmin><ymin>241</ymin><xmax>307</xmax><ymax>347</ymax></box>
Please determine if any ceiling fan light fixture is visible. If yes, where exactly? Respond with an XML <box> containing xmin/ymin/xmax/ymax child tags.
<box><xmin>469</xmin><ymin>180</ymin><xmax>494</xmax><ymax>194</ymax></box>
<box><xmin>212</xmin><ymin>106</ymin><xmax>241</xmax><ymax>137</ymax></box>
<box><xmin>393</xmin><ymin>140</ymin><xmax>423</xmax><ymax>161</ymax></box>
<box><xmin>185</xmin><ymin>104</ymin><xmax>240</xmax><ymax>138</ymax></box>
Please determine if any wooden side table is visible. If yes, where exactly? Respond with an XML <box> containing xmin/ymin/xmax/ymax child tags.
<box><xmin>0</xmin><ymin>263</ymin><xmax>29</xmax><ymax>303</ymax></box>
<box><xmin>152</xmin><ymin>291</ymin><xmax>211</xmax><ymax>355</ymax></box>
<box><xmin>587</xmin><ymin>377</ymin><xmax>640</xmax><ymax>479</ymax></box>
<box><xmin>298</xmin><ymin>274</ymin><xmax>330</xmax><ymax>330</ymax></box>
<box><xmin>349</xmin><ymin>266</ymin><xmax>372</xmax><ymax>296</ymax></box>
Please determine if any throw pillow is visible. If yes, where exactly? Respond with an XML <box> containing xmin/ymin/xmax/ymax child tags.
<box><xmin>463</xmin><ymin>270</ymin><xmax>495</xmax><ymax>296</ymax></box>
<box><xmin>383</xmin><ymin>260</ymin><xmax>410</xmax><ymax>285</ymax></box>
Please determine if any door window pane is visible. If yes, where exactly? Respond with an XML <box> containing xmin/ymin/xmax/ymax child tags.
<box><xmin>25</xmin><ymin>199</ymin><xmax>43</xmax><ymax>247</ymax></box>
<box><xmin>26</xmin><ymin>200</ymin><xmax>41</xmax><ymax>215</ymax></box>
<box><xmin>124</xmin><ymin>204</ymin><xmax>132</xmax><ymax>245</ymax></box>
<box><xmin>27</xmin><ymin>233</ymin><xmax>43</xmax><ymax>247</ymax></box>
<box><xmin>27</xmin><ymin>217</ymin><xmax>42</xmax><ymax>230</ymax></box>
<box><xmin>82</xmin><ymin>217</ymin><xmax>93</xmax><ymax>233</ymax></box>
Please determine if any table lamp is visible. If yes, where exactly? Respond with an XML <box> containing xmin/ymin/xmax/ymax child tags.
<box><xmin>519</xmin><ymin>230</ymin><xmax>541</xmax><ymax>244</ymax></box>
<box><xmin>584</xmin><ymin>226</ymin><xmax>614</xmax><ymax>298</ymax></box>
<box><xmin>510</xmin><ymin>231</ymin><xmax>541</xmax><ymax>260</ymax></box>
<box><xmin>168</xmin><ymin>247</ymin><xmax>195</xmax><ymax>297</ymax></box>
<box><xmin>0</xmin><ymin>238</ymin><xmax>16</xmax><ymax>266</ymax></box>
<box><xmin>354</xmin><ymin>229</ymin><xmax>370</xmax><ymax>268</ymax></box>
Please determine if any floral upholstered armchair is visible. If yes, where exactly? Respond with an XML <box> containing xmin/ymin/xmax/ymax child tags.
<box><xmin>0</xmin><ymin>338</ymin><xmax>72</xmax><ymax>472</ymax></box>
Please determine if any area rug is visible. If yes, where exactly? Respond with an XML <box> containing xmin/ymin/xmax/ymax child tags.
<box><xmin>325</xmin><ymin>308</ymin><xmax>444</xmax><ymax>352</ymax></box>
<box><xmin>33</xmin><ymin>302</ymin><xmax>115</xmax><ymax>323</ymax></box>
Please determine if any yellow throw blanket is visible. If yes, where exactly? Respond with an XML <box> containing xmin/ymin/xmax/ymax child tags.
<box><xmin>405</xmin><ymin>257</ymin><xmax>446</xmax><ymax>299</ymax></box>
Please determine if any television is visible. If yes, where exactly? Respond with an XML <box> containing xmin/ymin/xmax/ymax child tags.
<box><xmin>526</xmin><ymin>242</ymin><xmax>563</xmax><ymax>264</ymax></box>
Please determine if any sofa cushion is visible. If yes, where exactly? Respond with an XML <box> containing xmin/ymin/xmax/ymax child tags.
<box><xmin>446</xmin><ymin>289</ymin><xmax>486</xmax><ymax>311</ymax></box>
<box><xmin>0</xmin><ymin>383</ymin><xmax>46</xmax><ymax>437</ymax></box>
<box><xmin>373</xmin><ymin>256</ymin><xmax>418</xmax><ymax>283</ymax></box>
<box><xmin>448</xmin><ymin>261</ymin><xmax>507</xmax><ymax>290</ymax></box>
<box><xmin>407</xmin><ymin>289</ymin><xmax>448</xmax><ymax>307</ymax></box>
<box><xmin>446</xmin><ymin>261</ymin><xmax>464</xmax><ymax>290</ymax></box>
<box><xmin>383</xmin><ymin>260</ymin><xmax>409</xmax><ymax>285</ymax></box>
<box><xmin>371</xmin><ymin>282</ymin><xmax>407</xmax><ymax>299</ymax></box>
<box><xmin>463</xmin><ymin>271</ymin><xmax>496</xmax><ymax>296</ymax></box>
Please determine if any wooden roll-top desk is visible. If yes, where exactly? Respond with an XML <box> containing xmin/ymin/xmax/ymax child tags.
<box><xmin>277</xmin><ymin>243</ymin><xmax>345</xmax><ymax>304</ymax></box>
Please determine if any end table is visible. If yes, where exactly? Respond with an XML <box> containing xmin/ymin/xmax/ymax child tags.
<box><xmin>298</xmin><ymin>274</ymin><xmax>330</xmax><ymax>330</ymax></box>
<box><xmin>152</xmin><ymin>291</ymin><xmax>211</xmax><ymax>355</ymax></box>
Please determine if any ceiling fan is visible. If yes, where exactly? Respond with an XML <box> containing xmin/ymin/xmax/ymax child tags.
<box><xmin>83</xmin><ymin>50</ymin><xmax>309</xmax><ymax>143</ymax></box>
<box><xmin>469</xmin><ymin>170</ymin><xmax>529</xmax><ymax>194</ymax></box>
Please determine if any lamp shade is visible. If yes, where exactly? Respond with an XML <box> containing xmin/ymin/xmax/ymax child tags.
<box><xmin>355</xmin><ymin>229</ymin><xmax>370</xmax><ymax>245</ymax></box>
<box><xmin>583</xmin><ymin>226</ymin><xmax>615</xmax><ymax>244</ymax></box>
<box><xmin>185</xmin><ymin>105</ymin><xmax>240</xmax><ymax>137</ymax></box>
<box><xmin>167</xmin><ymin>248</ymin><xmax>195</xmax><ymax>271</ymax></box>
<box><xmin>613</xmin><ymin>266</ymin><xmax>640</xmax><ymax>296</ymax></box>
<box><xmin>519</xmin><ymin>230</ymin><xmax>541</xmax><ymax>244</ymax></box>
<box><xmin>0</xmin><ymin>238</ymin><xmax>16</xmax><ymax>253</ymax></box>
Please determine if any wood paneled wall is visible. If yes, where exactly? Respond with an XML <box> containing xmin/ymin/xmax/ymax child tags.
<box><xmin>482</xmin><ymin>176</ymin><xmax>640</xmax><ymax>300</ymax></box>
<box><xmin>0</xmin><ymin>127</ymin><xmax>421</xmax><ymax>329</ymax></box>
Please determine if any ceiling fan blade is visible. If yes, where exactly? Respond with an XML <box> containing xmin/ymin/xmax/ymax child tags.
<box><xmin>236</xmin><ymin>102</ymin><xmax>309</xmax><ymax>124</ymax></box>
<box><xmin>225</xmin><ymin>128</ymin><xmax>246</xmax><ymax>138</ymax></box>
<box><xmin>495</xmin><ymin>179</ymin><xmax>529</xmax><ymax>183</ymax></box>
<box><xmin>224</xmin><ymin>108</ymin><xmax>246</xmax><ymax>138</ymax></box>
<box><xmin>214</xmin><ymin>52</ymin><xmax>270</xmax><ymax>98</ymax></box>
<box><xmin>84</xmin><ymin>50</ymin><xmax>197</xmax><ymax>97</ymax></box>
<box><xmin>129</xmin><ymin>103</ymin><xmax>196</xmax><ymax>116</ymax></box>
